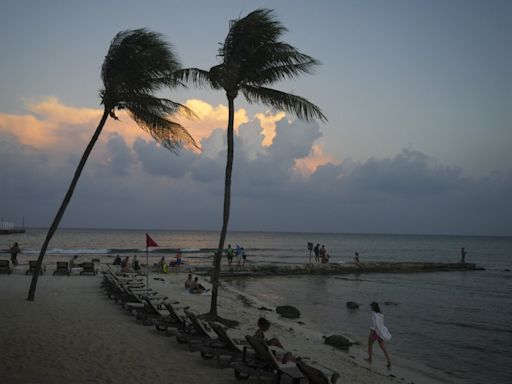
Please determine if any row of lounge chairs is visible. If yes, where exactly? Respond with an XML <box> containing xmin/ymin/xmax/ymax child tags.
<box><xmin>0</xmin><ymin>259</ymin><xmax>97</xmax><ymax>276</ymax></box>
<box><xmin>101</xmin><ymin>268</ymin><xmax>340</xmax><ymax>384</ymax></box>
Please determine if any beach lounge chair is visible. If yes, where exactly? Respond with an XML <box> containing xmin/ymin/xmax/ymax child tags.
<box><xmin>230</xmin><ymin>335</ymin><xmax>303</xmax><ymax>383</ymax></box>
<box><xmin>53</xmin><ymin>261</ymin><xmax>70</xmax><ymax>276</ymax></box>
<box><xmin>198</xmin><ymin>322</ymin><xmax>253</xmax><ymax>367</ymax></box>
<box><xmin>132</xmin><ymin>297</ymin><xmax>175</xmax><ymax>325</ymax></box>
<box><xmin>80</xmin><ymin>262</ymin><xmax>98</xmax><ymax>275</ymax></box>
<box><xmin>26</xmin><ymin>260</ymin><xmax>44</xmax><ymax>275</ymax></box>
<box><xmin>176</xmin><ymin>310</ymin><xmax>217</xmax><ymax>353</ymax></box>
<box><xmin>296</xmin><ymin>360</ymin><xmax>340</xmax><ymax>384</ymax></box>
<box><xmin>0</xmin><ymin>260</ymin><xmax>12</xmax><ymax>274</ymax></box>
<box><xmin>154</xmin><ymin>302</ymin><xmax>187</xmax><ymax>333</ymax></box>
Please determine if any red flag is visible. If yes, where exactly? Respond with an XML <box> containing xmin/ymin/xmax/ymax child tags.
<box><xmin>146</xmin><ymin>233</ymin><xmax>159</xmax><ymax>248</ymax></box>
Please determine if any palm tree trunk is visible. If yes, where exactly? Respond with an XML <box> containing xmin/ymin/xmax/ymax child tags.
<box><xmin>27</xmin><ymin>109</ymin><xmax>110</xmax><ymax>301</ymax></box>
<box><xmin>209</xmin><ymin>96</ymin><xmax>235</xmax><ymax>316</ymax></box>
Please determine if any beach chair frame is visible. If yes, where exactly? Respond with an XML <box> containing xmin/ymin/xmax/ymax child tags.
<box><xmin>53</xmin><ymin>261</ymin><xmax>70</xmax><ymax>276</ymax></box>
<box><xmin>26</xmin><ymin>260</ymin><xmax>44</xmax><ymax>275</ymax></box>
<box><xmin>0</xmin><ymin>260</ymin><xmax>12</xmax><ymax>274</ymax></box>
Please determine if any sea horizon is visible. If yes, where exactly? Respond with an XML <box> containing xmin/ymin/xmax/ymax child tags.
<box><xmin>19</xmin><ymin>226</ymin><xmax>512</xmax><ymax>239</ymax></box>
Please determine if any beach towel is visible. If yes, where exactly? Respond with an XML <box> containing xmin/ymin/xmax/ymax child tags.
<box><xmin>371</xmin><ymin>312</ymin><xmax>391</xmax><ymax>341</ymax></box>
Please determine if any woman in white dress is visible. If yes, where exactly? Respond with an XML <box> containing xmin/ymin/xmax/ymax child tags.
<box><xmin>366</xmin><ymin>301</ymin><xmax>392</xmax><ymax>368</ymax></box>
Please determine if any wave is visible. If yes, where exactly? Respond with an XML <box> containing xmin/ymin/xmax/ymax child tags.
<box><xmin>434</xmin><ymin>321</ymin><xmax>512</xmax><ymax>334</ymax></box>
<box><xmin>25</xmin><ymin>248</ymin><xmax>110</xmax><ymax>255</ymax></box>
<box><xmin>24</xmin><ymin>247</ymin><xmax>219</xmax><ymax>255</ymax></box>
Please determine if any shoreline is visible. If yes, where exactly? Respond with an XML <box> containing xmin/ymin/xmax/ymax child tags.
<box><xmin>0</xmin><ymin>267</ymin><xmax>455</xmax><ymax>384</ymax></box>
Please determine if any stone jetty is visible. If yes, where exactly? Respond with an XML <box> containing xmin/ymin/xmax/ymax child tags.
<box><xmin>213</xmin><ymin>262</ymin><xmax>482</xmax><ymax>278</ymax></box>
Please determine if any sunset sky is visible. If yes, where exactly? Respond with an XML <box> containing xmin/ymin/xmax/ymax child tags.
<box><xmin>1</xmin><ymin>0</ymin><xmax>511</xmax><ymax>235</ymax></box>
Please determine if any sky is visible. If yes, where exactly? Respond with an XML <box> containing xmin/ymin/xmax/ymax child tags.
<box><xmin>1</xmin><ymin>0</ymin><xmax>511</xmax><ymax>236</ymax></box>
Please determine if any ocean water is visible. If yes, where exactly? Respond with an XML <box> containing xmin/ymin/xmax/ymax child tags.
<box><xmin>1</xmin><ymin>229</ymin><xmax>511</xmax><ymax>383</ymax></box>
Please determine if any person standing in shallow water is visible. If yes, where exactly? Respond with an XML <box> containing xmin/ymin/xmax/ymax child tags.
<box><xmin>366</xmin><ymin>302</ymin><xmax>392</xmax><ymax>368</ymax></box>
<box><xmin>461</xmin><ymin>247</ymin><xmax>467</xmax><ymax>265</ymax></box>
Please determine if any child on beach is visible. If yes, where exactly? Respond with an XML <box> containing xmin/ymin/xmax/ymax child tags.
<box><xmin>366</xmin><ymin>302</ymin><xmax>392</xmax><ymax>368</ymax></box>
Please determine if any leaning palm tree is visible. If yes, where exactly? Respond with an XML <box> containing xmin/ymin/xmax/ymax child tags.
<box><xmin>177</xmin><ymin>9</ymin><xmax>327</xmax><ymax>320</ymax></box>
<box><xmin>27</xmin><ymin>29</ymin><xmax>196</xmax><ymax>301</ymax></box>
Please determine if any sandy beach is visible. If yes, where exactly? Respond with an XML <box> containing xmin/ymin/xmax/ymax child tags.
<box><xmin>0</xmin><ymin>265</ymin><xmax>451</xmax><ymax>384</ymax></box>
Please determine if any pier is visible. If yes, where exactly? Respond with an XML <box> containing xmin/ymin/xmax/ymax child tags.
<box><xmin>0</xmin><ymin>218</ymin><xmax>26</xmax><ymax>235</ymax></box>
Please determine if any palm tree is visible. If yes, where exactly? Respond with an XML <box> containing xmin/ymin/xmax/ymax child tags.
<box><xmin>177</xmin><ymin>9</ymin><xmax>327</xmax><ymax>320</ymax></box>
<box><xmin>27</xmin><ymin>29</ymin><xmax>196</xmax><ymax>301</ymax></box>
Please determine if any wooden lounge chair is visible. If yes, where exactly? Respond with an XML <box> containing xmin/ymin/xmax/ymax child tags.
<box><xmin>296</xmin><ymin>360</ymin><xmax>340</xmax><ymax>384</ymax></box>
<box><xmin>80</xmin><ymin>262</ymin><xmax>98</xmax><ymax>275</ymax></box>
<box><xmin>53</xmin><ymin>261</ymin><xmax>70</xmax><ymax>276</ymax></box>
<box><xmin>176</xmin><ymin>310</ymin><xmax>217</xmax><ymax>353</ymax></box>
<box><xmin>26</xmin><ymin>260</ymin><xmax>44</xmax><ymax>275</ymax></box>
<box><xmin>154</xmin><ymin>302</ymin><xmax>187</xmax><ymax>333</ymax></box>
<box><xmin>230</xmin><ymin>335</ymin><xmax>303</xmax><ymax>383</ymax></box>
<box><xmin>199</xmin><ymin>322</ymin><xmax>253</xmax><ymax>367</ymax></box>
<box><xmin>0</xmin><ymin>260</ymin><xmax>12</xmax><ymax>274</ymax></box>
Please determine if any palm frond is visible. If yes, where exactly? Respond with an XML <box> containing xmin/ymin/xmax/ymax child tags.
<box><xmin>120</xmin><ymin>93</ymin><xmax>197</xmax><ymax>120</ymax></box>
<box><xmin>101</xmin><ymin>29</ymin><xmax>181</xmax><ymax>108</ymax></box>
<box><xmin>241</xmin><ymin>85</ymin><xmax>327</xmax><ymax>122</ymax></box>
<box><xmin>128</xmin><ymin>105</ymin><xmax>198</xmax><ymax>152</ymax></box>
<box><xmin>173</xmin><ymin>68</ymin><xmax>217</xmax><ymax>89</ymax></box>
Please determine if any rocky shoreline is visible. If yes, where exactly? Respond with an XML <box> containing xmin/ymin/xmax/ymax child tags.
<box><xmin>205</xmin><ymin>261</ymin><xmax>483</xmax><ymax>278</ymax></box>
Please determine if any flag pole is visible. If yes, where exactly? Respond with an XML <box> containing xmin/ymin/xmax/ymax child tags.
<box><xmin>146</xmin><ymin>242</ymin><xmax>149</xmax><ymax>297</ymax></box>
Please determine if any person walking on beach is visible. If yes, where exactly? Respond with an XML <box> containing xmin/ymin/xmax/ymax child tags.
<box><xmin>235</xmin><ymin>244</ymin><xmax>242</xmax><ymax>269</ymax></box>
<box><xmin>320</xmin><ymin>245</ymin><xmax>326</xmax><ymax>263</ymax></box>
<box><xmin>461</xmin><ymin>247</ymin><xmax>467</xmax><ymax>265</ymax></box>
<box><xmin>226</xmin><ymin>244</ymin><xmax>234</xmax><ymax>271</ymax></box>
<box><xmin>354</xmin><ymin>252</ymin><xmax>363</xmax><ymax>268</ymax></box>
<box><xmin>314</xmin><ymin>243</ymin><xmax>320</xmax><ymax>262</ymax></box>
<box><xmin>175</xmin><ymin>249</ymin><xmax>182</xmax><ymax>272</ymax></box>
<box><xmin>9</xmin><ymin>242</ymin><xmax>20</xmax><ymax>267</ymax></box>
<box><xmin>241</xmin><ymin>247</ymin><xmax>247</xmax><ymax>268</ymax></box>
<box><xmin>366</xmin><ymin>302</ymin><xmax>392</xmax><ymax>368</ymax></box>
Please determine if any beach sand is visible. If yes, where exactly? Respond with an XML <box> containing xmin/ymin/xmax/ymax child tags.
<box><xmin>0</xmin><ymin>267</ymin><xmax>450</xmax><ymax>384</ymax></box>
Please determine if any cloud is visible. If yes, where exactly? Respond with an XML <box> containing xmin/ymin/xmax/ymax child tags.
<box><xmin>1</xmin><ymin>97</ymin><xmax>511</xmax><ymax>235</ymax></box>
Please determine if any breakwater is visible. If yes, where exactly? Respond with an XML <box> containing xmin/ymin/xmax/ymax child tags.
<box><xmin>213</xmin><ymin>262</ymin><xmax>483</xmax><ymax>277</ymax></box>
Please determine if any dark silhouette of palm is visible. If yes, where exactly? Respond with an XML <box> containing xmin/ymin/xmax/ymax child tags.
<box><xmin>28</xmin><ymin>29</ymin><xmax>196</xmax><ymax>301</ymax></box>
<box><xmin>177</xmin><ymin>9</ymin><xmax>326</xmax><ymax>319</ymax></box>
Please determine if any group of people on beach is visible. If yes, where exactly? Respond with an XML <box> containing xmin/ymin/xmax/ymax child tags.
<box><xmin>112</xmin><ymin>255</ymin><xmax>141</xmax><ymax>273</ymax></box>
<box><xmin>158</xmin><ymin>249</ymin><xmax>183</xmax><ymax>273</ymax></box>
<box><xmin>184</xmin><ymin>273</ymin><xmax>208</xmax><ymax>294</ymax></box>
<box><xmin>313</xmin><ymin>243</ymin><xmax>330</xmax><ymax>263</ymax></box>
<box><xmin>225</xmin><ymin>244</ymin><xmax>246</xmax><ymax>271</ymax></box>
